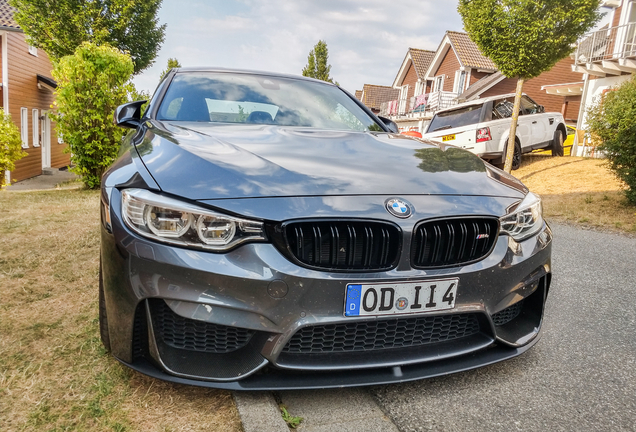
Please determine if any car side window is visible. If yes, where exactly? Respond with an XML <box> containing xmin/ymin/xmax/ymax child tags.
<box><xmin>492</xmin><ymin>99</ymin><xmax>514</xmax><ymax>119</ymax></box>
<box><xmin>520</xmin><ymin>96</ymin><xmax>540</xmax><ymax>115</ymax></box>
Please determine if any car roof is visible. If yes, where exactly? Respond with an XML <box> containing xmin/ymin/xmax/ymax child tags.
<box><xmin>172</xmin><ymin>67</ymin><xmax>336</xmax><ymax>86</ymax></box>
<box><xmin>434</xmin><ymin>93</ymin><xmax>526</xmax><ymax>114</ymax></box>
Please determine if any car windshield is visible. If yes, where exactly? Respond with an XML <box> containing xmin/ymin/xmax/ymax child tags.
<box><xmin>427</xmin><ymin>104</ymin><xmax>483</xmax><ymax>132</ymax></box>
<box><xmin>156</xmin><ymin>72</ymin><xmax>383</xmax><ymax>132</ymax></box>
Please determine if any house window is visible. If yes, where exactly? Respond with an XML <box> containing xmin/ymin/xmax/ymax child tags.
<box><xmin>28</xmin><ymin>45</ymin><xmax>38</xmax><ymax>56</ymax></box>
<box><xmin>20</xmin><ymin>107</ymin><xmax>28</xmax><ymax>148</ymax></box>
<box><xmin>454</xmin><ymin>70</ymin><xmax>467</xmax><ymax>94</ymax></box>
<box><xmin>33</xmin><ymin>109</ymin><xmax>40</xmax><ymax>147</ymax></box>
<box><xmin>415</xmin><ymin>81</ymin><xmax>424</xmax><ymax>96</ymax></box>
<box><xmin>433</xmin><ymin>75</ymin><xmax>444</xmax><ymax>92</ymax></box>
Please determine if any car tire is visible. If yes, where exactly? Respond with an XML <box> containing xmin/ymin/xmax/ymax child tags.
<box><xmin>99</xmin><ymin>262</ymin><xmax>111</xmax><ymax>352</ymax></box>
<box><xmin>494</xmin><ymin>139</ymin><xmax>521</xmax><ymax>170</ymax></box>
<box><xmin>551</xmin><ymin>129</ymin><xmax>564</xmax><ymax>157</ymax></box>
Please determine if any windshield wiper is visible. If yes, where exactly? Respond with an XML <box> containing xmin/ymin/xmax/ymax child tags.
<box><xmin>432</xmin><ymin>125</ymin><xmax>452</xmax><ymax>132</ymax></box>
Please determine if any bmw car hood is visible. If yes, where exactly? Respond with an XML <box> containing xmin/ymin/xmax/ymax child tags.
<box><xmin>136</xmin><ymin>121</ymin><xmax>527</xmax><ymax>200</ymax></box>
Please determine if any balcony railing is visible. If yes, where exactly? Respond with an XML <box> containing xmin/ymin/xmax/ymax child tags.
<box><xmin>379</xmin><ymin>91</ymin><xmax>458</xmax><ymax>118</ymax></box>
<box><xmin>574</xmin><ymin>22</ymin><xmax>636</xmax><ymax>64</ymax></box>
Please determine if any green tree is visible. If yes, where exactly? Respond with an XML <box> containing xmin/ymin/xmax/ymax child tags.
<box><xmin>159</xmin><ymin>58</ymin><xmax>182</xmax><ymax>80</ymax></box>
<box><xmin>458</xmin><ymin>0</ymin><xmax>601</xmax><ymax>172</ymax></box>
<box><xmin>586</xmin><ymin>77</ymin><xmax>636</xmax><ymax>205</ymax></box>
<box><xmin>0</xmin><ymin>109</ymin><xmax>27</xmax><ymax>188</ymax></box>
<box><xmin>10</xmin><ymin>0</ymin><xmax>166</xmax><ymax>74</ymax></box>
<box><xmin>302</xmin><ymin>40</ymin><xmax>338</xmax><ymax>84</ymax></box>
<box><xmin>52</xmin><ymin>42</ymin><xmax>135</xmax><ymax>189</ymax></box>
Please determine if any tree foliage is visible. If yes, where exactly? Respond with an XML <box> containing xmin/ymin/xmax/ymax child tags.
<box><xmin>458</xmin><ymin>0</ymin><xmax>601</xmax><ymax>79</ymax></box>
<box><xmin>0</xmin><ymin>109</ymin><xmax>27</xmax><ymax>188</ymax></box>
<box><xmin>159</xmin><ymin>58</ymin><xmax>182</xmax><ymax>80</ymax></box>
<box><xmin>10</xmin><ymin>0</ymin><xmax>166</xmax><ymax>74</ymax></box>
<box><xmin>52</xmin><ymin>42</ymin><xmax>135</xmax><ymax>189</ymax></box>
<box><xmin>302</xmin><ymin>40</ymin><xmax>338</xmax><ymax>84</ymax></box>
<box><xmin>586</xmin><ymin>77</ymin><xmax>636</xmax><ymax>206</ymax></box>
<box><xmin>458</xmin><ymin>0</ymin><xmax>601</xmax><ymax>172</ymax></box>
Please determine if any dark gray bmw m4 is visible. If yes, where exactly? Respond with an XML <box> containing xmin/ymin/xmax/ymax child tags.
<box><xmin>99</xmin><ymin>68</ymin><xmax>552</xmax><ymax>390</ymax></box>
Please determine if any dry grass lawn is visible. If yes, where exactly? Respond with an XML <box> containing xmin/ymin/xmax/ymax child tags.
<box><xmin>0</xmin><ymin>190</ymin><xmax>241</xmax><ymax>432</ymax></box>
<box><xmin>515</xmin><ymin>154</ymin><xmax>636</xmax><ymax>233</ymax></box>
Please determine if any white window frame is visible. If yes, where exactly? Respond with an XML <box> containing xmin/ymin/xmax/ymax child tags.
<box><xmin>399</xmin><ymin>85</ymin><xmax>409</xmax><ymax>114</ymax></box>
<box><xmin>28</xmin><ymin>45</ymin><xmax>38</xmax><ymax>56</ymax></box>
<box><xmin>454</xmin><ymin>70</ymin><xmax>467</xmax><ymax>94</ymax></box>
<box><xmin>414</xmin><ymin>81</ymin><xmax>424</xmax><ymax>96</ymax></box>
<box><xmin>433</xmin><ymin>75</ymin><xmax>445</xmax><ymax>92</ymax></box>
<box><xmin>20</xmin><ymin>107</ymin><xmax>28</xmax><ymax>148</ymax></box>
<box><xmin>32</xmin><ymin>109</ymin><xmax>40</xmax><ymax>147</ymax></box>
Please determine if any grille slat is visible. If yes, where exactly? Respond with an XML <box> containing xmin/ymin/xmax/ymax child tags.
<box><xmin>412</xmin><ymin>218</ymin><xmax>499</xmax><ymax>268</ymax></box>
<box><xmin>285</xmin><ymin>221</ymin><xmax>400</xmax><ymax>271</ymax></box>
<box><xmin>282</xmin><ymin>313</ymin><xmax>481</xmax><ymax>354</ymax></box>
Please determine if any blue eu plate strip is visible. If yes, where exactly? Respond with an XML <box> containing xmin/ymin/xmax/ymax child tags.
<box><xmin>345</xmin><ymin>285</ymin><xmax>361</xmax><ymax>316</ymax></box>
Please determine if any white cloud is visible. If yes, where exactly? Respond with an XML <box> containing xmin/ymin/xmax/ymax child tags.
<box><xmin>133</xmin><ymin>0</ymin><xmax>463</xmax><ymax>95</ymax></box>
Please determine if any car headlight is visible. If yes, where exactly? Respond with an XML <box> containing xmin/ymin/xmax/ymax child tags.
<box><xmin>121</xmin><ymin>189</ymin><xmax>266</xmax><ymax>250</ymax></box>
<box><xmin>500</xmin><ymin>192</ymin><xmax>543</xmax><ymax>241</ymax></box>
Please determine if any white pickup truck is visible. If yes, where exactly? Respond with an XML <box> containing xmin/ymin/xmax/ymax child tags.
<box><xmin>422</xmin><ymin>93</ymin><xmax>566</xmax><ymax>170</ymax></box>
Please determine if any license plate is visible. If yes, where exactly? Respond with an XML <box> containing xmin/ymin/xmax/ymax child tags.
<box><xmin>344</xmin><ymin>279</ymin><xmax>458</xmax><ymax>317</ymax></box>
<box><xmin>442</xmin><ymin>134</ymin><xmax>455</xmax><ymax>141</ymax></box>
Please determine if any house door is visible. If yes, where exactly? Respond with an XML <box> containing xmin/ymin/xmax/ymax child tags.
<box><xmin>41</xmin><ymin>113</ymin><xmax>51</xmax><ymax>169</ymax></box>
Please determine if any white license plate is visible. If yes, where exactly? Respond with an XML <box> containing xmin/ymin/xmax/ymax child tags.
<box><xmin>344</xmin><ymin>279</ymin><xmax>458</xmax><ymax>317</ymax></box>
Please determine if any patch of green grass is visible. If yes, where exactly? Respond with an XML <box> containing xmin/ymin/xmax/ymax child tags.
<box><xmin>279</xmin><ymin>405</ymin><xmax>303</xmax><ymax>429</ymax></box>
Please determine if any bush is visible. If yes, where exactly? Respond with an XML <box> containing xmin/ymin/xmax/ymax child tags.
<box><xmin>52</xmin><ymin>42</ymin><xmax>134</xmax><ymax>189</ymax></box>
<box><xmin>586</xmin><ymin>76</ymin><xmax>636</xmax><ymax>205</ymax></box>
<box><xmin>0</xmin><ymin>108</ymin><xmax>27</xmax><ymax>188</ymax></box>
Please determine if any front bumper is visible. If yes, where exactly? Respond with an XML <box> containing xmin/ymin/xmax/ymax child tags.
<box><xmin>101</xmin><ymin>190</ymin><xmax>552</xmax><ymax>390</ymax></box>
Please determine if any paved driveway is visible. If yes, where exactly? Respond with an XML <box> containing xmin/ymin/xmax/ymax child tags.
<box><xmin>371</xmin><ymin>223</ymin><xmax>636</xmax><ymax>431</ymax></box>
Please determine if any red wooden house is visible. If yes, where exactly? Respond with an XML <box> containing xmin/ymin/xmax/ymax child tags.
<box><xmin>0</xmin><ymin>0</ymin><xmax>69</xmax><ymax>183</ymax></box>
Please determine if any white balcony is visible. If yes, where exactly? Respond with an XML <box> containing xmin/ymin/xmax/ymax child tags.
<box><xmin>573</xmin><ymin>22</ymin><xmax>636</xmax><ymax>76</ymax></box>
<box><xmin>379</xmin><ymin>91</ymin><xmax>458</xmax><ymax>119</ymax></box>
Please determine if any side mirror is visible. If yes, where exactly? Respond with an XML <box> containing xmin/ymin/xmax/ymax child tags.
<box><xmin>538</xmin><ymin>105</ymin><xmax>545</xmax><ymax>113</ymax></box>
<box><xmin>114</xmin><ymin>100</ymin><xmax>147</xmax><ymax>128</ymax></box>
<box><xmin>378</xmin><ymin>116</ymin><xmax>399</xmax><ymax>134</ymax></box>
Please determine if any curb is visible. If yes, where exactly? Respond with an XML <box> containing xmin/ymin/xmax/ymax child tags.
<box><xmin>233</xmin><ymin>391</ymin><xmax>289</xmax><ymax>432</ymax></box>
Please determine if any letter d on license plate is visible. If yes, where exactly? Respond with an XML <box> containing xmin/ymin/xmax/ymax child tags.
<box><xmin>345</xmin><ymin>279</ymin><xmax>458</xmax><ymax>317</ymax></box>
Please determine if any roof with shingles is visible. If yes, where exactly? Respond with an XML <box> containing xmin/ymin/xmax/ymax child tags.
<box><xmin>355</xmin><ymin>90</ymin><xmax>363</xmax><ymax>100</ymax></box>
<box><xmin>0</xmin><ymin>0</ymin><xmax>19</xmax><ymax>30</ymax></box>
<box><xmin>446</xmin><ymin>31</ymin><xmax>497</xmax><ymax>71</ymax></box>
<box><xmin>409</xmin><ymin>48</ymin><xmax>436</xmax><ymax>79</ymax></box>
<box><xmin>361</xmin><ymin>84</ymin><xmax>400</xmax><ymax>110</ymax></box>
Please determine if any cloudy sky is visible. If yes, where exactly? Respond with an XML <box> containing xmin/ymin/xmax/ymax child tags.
<box><xmin>133</xmin><ymin>0</ymin><xmax>464</xmax><ymax>94</ymax></box>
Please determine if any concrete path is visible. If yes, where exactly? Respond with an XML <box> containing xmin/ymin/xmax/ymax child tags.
<box><xmin>234</xmin><ymin>389</ymin><xmax>400</xmax><ymax>432</ymax></box>
<box><xmin>280</xmin><ymin>389</ymin><xmax>399</xmax><ymax>432</ymax></box>
<box><xmin>5</xmin><ymin>168</ymin><xmax>79</xmax><ymax>191</ymax></box>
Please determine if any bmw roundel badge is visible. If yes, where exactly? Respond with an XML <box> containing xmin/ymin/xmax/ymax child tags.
<box><xmin>385</xmin><ymin>198</ymin><xmax>413</xmax><ymax>218</ymax></box>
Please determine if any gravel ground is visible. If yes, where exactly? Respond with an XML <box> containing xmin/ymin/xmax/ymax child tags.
<box><xmin>371</xmin><ymin>223</ymin><xmax>636</xmax><ymax>432</ymax></box>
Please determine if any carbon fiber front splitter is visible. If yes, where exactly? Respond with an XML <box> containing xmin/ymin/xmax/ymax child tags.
<box><xmin>115</xmin><ymin>335</ymin><xmax>540</xmax><ymax>391</ymax></box>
